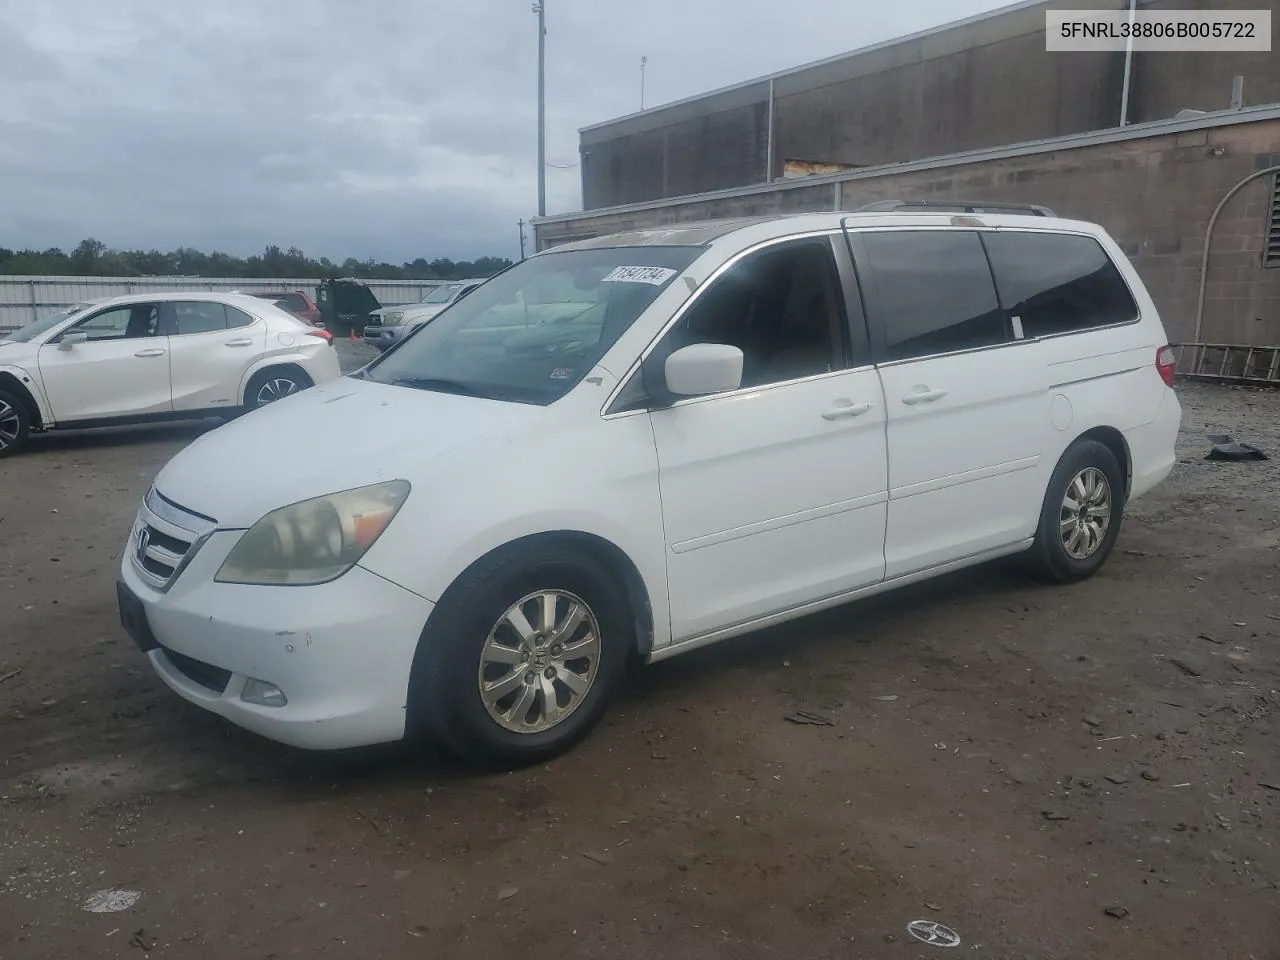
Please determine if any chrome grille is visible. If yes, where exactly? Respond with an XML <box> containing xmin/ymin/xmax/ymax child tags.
<box><xmin>130</xmin><ymin>488</ymin><xmax>217</xmax><ymax>591</ymax></box>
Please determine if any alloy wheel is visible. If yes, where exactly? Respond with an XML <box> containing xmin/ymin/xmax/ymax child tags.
<box><xmin>477</xmin><ymin>590</ymin><xmax>601</xmax><ymax>734</ymax></box>
<box><xmin>1060</xmin><ymin>466</ymin><xmax>1112</xmax><ymax>560</ymax></box>
<box><xmin>0</xmin><ymin>400</ymin><xmax>20</xmax><ymax>451</ymax></box>
<box><xmin>256</xmin><ymin>378</ymin><xmax>300</xmax><ymax>405</ymax></box>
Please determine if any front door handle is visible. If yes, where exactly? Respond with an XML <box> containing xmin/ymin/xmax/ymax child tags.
<box><xmin>902</xmin><ymin>387</ymin><xmax>947</xmax><ymax>405</ymax></box>
<box><xmin>821</xmin><ymin>400</ymin><xmax>874</xmax><ymax>421</ymax></box>
<box><xmin>134</xmin><ymin>348</ymin><xmax>166</xmax><ymax>358</ymax></box>
<box><xmin>224</xmin><ymin>338</ymin><xmax>254</xmax><ymax>347</ymax></box>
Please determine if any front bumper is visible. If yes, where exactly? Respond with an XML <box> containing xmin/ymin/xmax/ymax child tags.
<box><xmin>119</xmin><ymin>528</ymin><xmax>434</xmax><ymax>750</ymax></box>
<box><xmin>363</xmin><ymin>325</ymin><xmax>402</xmax><ymax>350</ymax></box>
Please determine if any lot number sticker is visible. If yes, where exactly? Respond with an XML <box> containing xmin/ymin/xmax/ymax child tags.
<box><xmin>601</xmin><ymin>266</ymin><xmax>677</xmax><ymax>286</ymax></box>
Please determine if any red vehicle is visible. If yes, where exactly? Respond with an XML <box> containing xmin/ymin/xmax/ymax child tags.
<box><xmin>250</xmin><ymin>291</ymin><xmax>322</xmax><ymax>327</ymax></box>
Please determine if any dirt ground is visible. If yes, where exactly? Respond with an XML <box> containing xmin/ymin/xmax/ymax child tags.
<box><xmin>2</xmin><ymin>356</ymin><xmax>1278</xmax><ymax>959</ymax></box>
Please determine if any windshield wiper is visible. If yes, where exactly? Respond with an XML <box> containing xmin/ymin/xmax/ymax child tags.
<box><xmin>388</xmin><ymin>376</ymin><xmax>485</xmax><ymax>398</ymax></box>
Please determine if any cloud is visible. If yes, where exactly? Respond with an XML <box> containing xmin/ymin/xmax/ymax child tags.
<box><xmin>0</xmin><ymin>0</ymin><xmax>1008</xmax><ymax>262</ymax></box>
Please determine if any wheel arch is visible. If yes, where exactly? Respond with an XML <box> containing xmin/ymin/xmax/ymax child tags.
<box><xmin>1073</xmin><ymin>425</ymin><xmax>1132</xmax><ymax>500</ymax></box>
<box><xmin>239</xmin><ymin>360</ymin><xmax>315</xmax><ymax>406</ymax></box>
<box><xmin>0</xmin><ymin>371</ymin><xmax>46</xmax><ymax>430</ymax></box>
<box><xmin>430</xmin><ymin>530</ymin><xmax>656</xmax><ymax>659</ymax></box>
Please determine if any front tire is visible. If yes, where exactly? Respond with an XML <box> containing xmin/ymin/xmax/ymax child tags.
<box><xmin>1028</xmin><ymin>439</ymin><xmax>1125</xmax><ymax>583</ymax></box>
<box><xmin>409</xmin><ymin>543</ymin><xmax>631</xmax><ymax>766</ymax></box>
<box><xmin>0</xmin><ymin>388</ymin><xmax>31</xmax><ymax>458</ymax></box>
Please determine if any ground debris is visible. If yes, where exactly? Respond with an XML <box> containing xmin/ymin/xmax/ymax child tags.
<box><xmin>497</xmin><ymin>887</ymin><xmax>519</xmax><ymax>901</ymax></box>
<box><xmin>1041</xmin><ymin>810</ymin><xmax>1070</xmax><ymax>821</ymax></box>
<box><xmin>1104</xmin><ymin>905</ymin><xmax>1129</xmax><ymax>920</ymax></box>
<box><xmin>784</xmin><ymin>710</ymin><xmax>834</xmax><ymax>726</ymax></box>
<box><xmin>1105</xmin><ymin>774</ymin><xmax>1130</xmax><ymax>785</ymax></box>
<box><xmin>1166</xmin><ymin>658</ymin><xmax>1203</xmax><ymax>678</ymax></box>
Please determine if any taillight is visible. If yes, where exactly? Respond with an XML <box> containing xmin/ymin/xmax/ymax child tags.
<box><xmin>1156</xmin><ymin>345</ymin><xmax>1176</xmax><ymax>387</ymax></box>
<box><xmin>308</xmin><ymin>329</ymin><xmax>334</xmax><ymax>347</ymax></box>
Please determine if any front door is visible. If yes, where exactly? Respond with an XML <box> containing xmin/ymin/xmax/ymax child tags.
<box><xmin>848</xmin><ymin>226</ymin><xmax>1046</xmax><ymax>578</ymax></box>
<box><xmin>165</xmin><ymin>300</ymin><xmax>265</xmax><ymax>412</ymax></box>
<box><xmin>37</xmin><ymin>302</ymin><xmax>171</xmax><ymax>422</ymax></box>
<box><xmin>646</xmin><ymin>236</ymin><xmax>889</xmax><ymax>642</ymax></box>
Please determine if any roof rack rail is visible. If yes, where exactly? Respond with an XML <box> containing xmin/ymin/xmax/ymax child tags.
<box><xmin>857</xmin><ymin>199</ymin><xmax>1055</xmax><ymax>217</ymax></box>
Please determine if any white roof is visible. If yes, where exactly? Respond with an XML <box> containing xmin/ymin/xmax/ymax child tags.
<box><xmin>547</xmin><ymin>210</ymin><xmax>1102</xmax><ymax>255</ymax></box>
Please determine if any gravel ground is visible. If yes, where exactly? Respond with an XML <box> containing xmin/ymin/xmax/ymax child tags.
<box><xmin>1</xmin><ymin>373</ymin><xmax>1278</xmax><ymax>960</ymax></box>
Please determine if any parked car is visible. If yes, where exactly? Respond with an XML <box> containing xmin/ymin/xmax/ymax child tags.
<box><xmin>0</xmin><ymin>292</ymin><xmax>339</xmax><ymax>457</ymax></box>
<box><xmin>363</xmin><ymin>278</ymin><xmax>486</xmax><ymax>351</ymax></box>
<box><xmin>249</xmin><ymin>291</ymin><xmax>322</xmax><ymax>326</ymax></box>
<box><xmin>117</xmin><ymin>209</ymin><xmax>1180</xmax><ymax>765</ymax></box>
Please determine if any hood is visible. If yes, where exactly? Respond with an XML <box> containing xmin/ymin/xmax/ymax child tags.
<box><xmin>152</xmin><ymin>376</ymin><xmax>539</xmax><ymax>528</ymax></box>
<box><xmin>0</xmin><ymin>339</ymin><xmax>35</xmax><ymax>358</ymax></box>
<box><xmin>402</xmin><ymin>304</ymin><xmax>447</xmax><ymax>326</ymax></box>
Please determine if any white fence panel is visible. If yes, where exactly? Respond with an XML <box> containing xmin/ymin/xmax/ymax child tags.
<box><xmin>0</xmin><ymin>276</ymin><xmax>449</xmax><ymax>330</ymax></box>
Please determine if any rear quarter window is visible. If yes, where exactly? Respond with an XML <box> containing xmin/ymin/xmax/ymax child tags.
<box><xmin>982</xmin><ymin>232</ymin><xmax>1138</xmax><ymax>339</ymax></box>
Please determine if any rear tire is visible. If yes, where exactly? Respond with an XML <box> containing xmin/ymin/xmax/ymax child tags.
<box><xmin>408</xmin><ymin>542</ymin><xmax>632</xmax><ymax>767</ymax></box>
<box><xmin>0</xmin><ymin>388</ymin><xmax>31</xmax><ymax>458</ymax></box>
<box><xmin>1028</xmin><ymin>439</ymin><xmax>1125</xmax><ymax>583</ymax></box>
<box><xmin>244</xmin><ymin>367</ymin><xmax>313</xmax><ymax>412</ymax></box>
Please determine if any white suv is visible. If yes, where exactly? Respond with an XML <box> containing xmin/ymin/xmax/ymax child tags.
<box><xmin>117</xmin><ymin>211</ymin><xmax>1180</xmax><ymax>764</ymax></box>
<box><xmin>0</xmin><ymin>293</ymin><xmax>340</xmax><ymax>456</ymax></box>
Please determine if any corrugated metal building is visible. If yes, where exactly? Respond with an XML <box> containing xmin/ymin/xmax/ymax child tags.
<box><xmin>0</xmin><ymin>276</ymin><xmax>448</xmax><ymax>331</ymax></box>
<box><xmin>576</xmin><ymin>0</ymin><xmax>1280</xmax><ymax>210</ymax></box>
<box><xmin>535</xmin><ymin>0</ymin><xmax>1280</xmax><ymax>348</ymax></box>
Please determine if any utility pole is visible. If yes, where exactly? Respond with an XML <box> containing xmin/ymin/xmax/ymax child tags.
<box><xmin>518</xmin><ymin>219</ymin><xmax>527</xmax><ymax>260</ymax></box>
<box><xmin>1119</xmin><ymin>0</ymin><xmax>1136</xmax><ymax>126</ymax></box>
<box><xmin>640</xmin><ymin>56</ymin><xmax>647</xmax><ymax>110</ymax></box>
<box><xmin>534</xmin><ymin>2</ymin><xmax>547</xmax><ymax>217</ymax></box>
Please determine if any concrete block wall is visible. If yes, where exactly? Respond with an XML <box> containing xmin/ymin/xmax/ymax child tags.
<box><xmin>541</xmin><ymin>119</ymin><xmax>1280</xmax><ymax>346</ymax></box>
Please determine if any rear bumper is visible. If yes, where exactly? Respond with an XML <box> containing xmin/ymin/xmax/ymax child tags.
<box><xmin>1125</xmin><ymin>386</ymin><xmax>1181</xmax><ymax>502</ymax></box>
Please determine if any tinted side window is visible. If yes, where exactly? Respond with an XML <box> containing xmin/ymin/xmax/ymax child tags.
<box><xmin>226</xmin><ymin>305</ymin><xmax>257</xmax><ymax>329</ymax></box>
<box><xmin>275</xmin><ymin>293</ymin><xmax>306</xmax><ymax>313</ymax></box>
<box><xmin>173</xmin><ymin>302</ymin><xmax>228</xmax><ymax>335</ymax></box>
<box><xmin>983</xmin><ymin>232</ymin><xmax>1139</xmax><ymax>338</ymax></box>
<box><xmin>72</xmin><ymin>304</ymin><xmax>161</xmax><ymax>341</ymax></box>
<box><xmin>666</xmin><ymin>239</ymin><xmax>848</xmax><ymax>388</ymax></box>
<box><xmin>862</xmin><ymin>231</ymin><xmax>1007</xmax><ymax>361</ymax></box>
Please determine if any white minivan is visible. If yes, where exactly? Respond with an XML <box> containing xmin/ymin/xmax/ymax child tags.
<box><xmin>117</xmin><ymin>209</ymin><xmax>1181</xmax><ymax>764</ymax></box>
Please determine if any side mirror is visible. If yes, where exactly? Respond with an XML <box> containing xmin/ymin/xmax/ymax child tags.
<box><xmin>664</xmin><ymin>343</ymin><xmax>743</xmax><ymax>397</ymax></box>
<box><xmin>59</xmin><ymin>331</ymin><xmax>89</xmax><ymax>351</ymax></box>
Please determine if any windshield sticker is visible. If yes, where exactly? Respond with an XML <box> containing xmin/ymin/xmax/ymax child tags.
<box><xmin>550</xmin><ymin>367</ymin><xmax>575</xmax><ymax>380</ymax></box>
<box><xmin>601</xmin><ymin>266</ymin><xmax>678</xmax><ymax>286</ymax></box>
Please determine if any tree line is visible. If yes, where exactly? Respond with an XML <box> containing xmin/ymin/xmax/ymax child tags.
<box><xmin>0</xmin><ymin>239</ymin><xmax>513</xmax><ymax>281</ymax></box>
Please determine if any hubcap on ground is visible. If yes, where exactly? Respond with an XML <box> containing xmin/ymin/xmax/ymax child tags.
<box><xmin>1060</xmin><ymin>466</ymin><xmax>1112</xmax><ymax>560</ymax></box>
<box><xmin>477</xmin><ymin>590</ymin><xmax>601</xmax><ymax>734</ymax></box>
<box><xmin>257</xmin><ymin>378</ymin><xmax>299</xmax><ymax>405</ymax></box>
<box><xmin>0</xmin><ymin>400</ymin><xmax>20</xmax><ymax>449</ymax></box>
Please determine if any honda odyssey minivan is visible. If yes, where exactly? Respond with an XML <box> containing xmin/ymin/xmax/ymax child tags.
<box><xmin>118</xmin><ymin>209</ymin><xmax>1181</xmax><ymax>764</ymax></box>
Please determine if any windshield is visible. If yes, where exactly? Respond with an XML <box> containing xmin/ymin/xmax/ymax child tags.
<box><xmin>365</xmin><ymin>246</ymin><xmax>701</xmax><ymax>405</ymax></box>
<box><xmin>423</xmin><ymin>285</ymin><xmax>462</xmax><ymax>304</ymax></box>
<box><xmin>6</xmin><ymin>305</ymin><xmax>87</xmax><ymax>343</ymax></box>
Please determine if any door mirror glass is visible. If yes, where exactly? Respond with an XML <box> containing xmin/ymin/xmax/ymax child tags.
<box><xmin>58</xmin><ymin>331</ymin><xmax>89</xmax><ymax>350</ymax></box>
<box><xmin>665</xmin><ymin>343</ymin><xmax>743</xmax><ymax>396</ymax></box>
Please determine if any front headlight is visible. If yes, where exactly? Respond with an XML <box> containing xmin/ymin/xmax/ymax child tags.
<box><xmin>384</xmin><ymin>311</ymin><xmax>404</xmax><ymax>326</ymax></box>
<box><xmin>215</xmin><ymin>481</ymin><xmax>410</xmax><ymax>586</ymax></box>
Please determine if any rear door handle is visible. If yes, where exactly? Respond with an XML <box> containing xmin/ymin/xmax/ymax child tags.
<box><xmin>821</xmin><ymin>400</ymin><xmax>874</xmax><ymax>420</ymax></box>
<box><xmin>902</xmin><ymin>388</ymin><xmax>947</xmax><ymax>405</ymax></box>
<box><xmin>224</xmin><ymin>338</ymin><xmax>254</xmax><ymax>347</ymax></box>
<box><xmin>134</xmin><ymin>348</ymin><xmax>166</xmax><ymax>358</ymax></box>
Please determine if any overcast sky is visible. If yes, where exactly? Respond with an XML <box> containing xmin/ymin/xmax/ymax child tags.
<box><xmin>0</xmin><ymin>0</ymin><xmax>1011</xmax><ymax>263</ymax></box>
